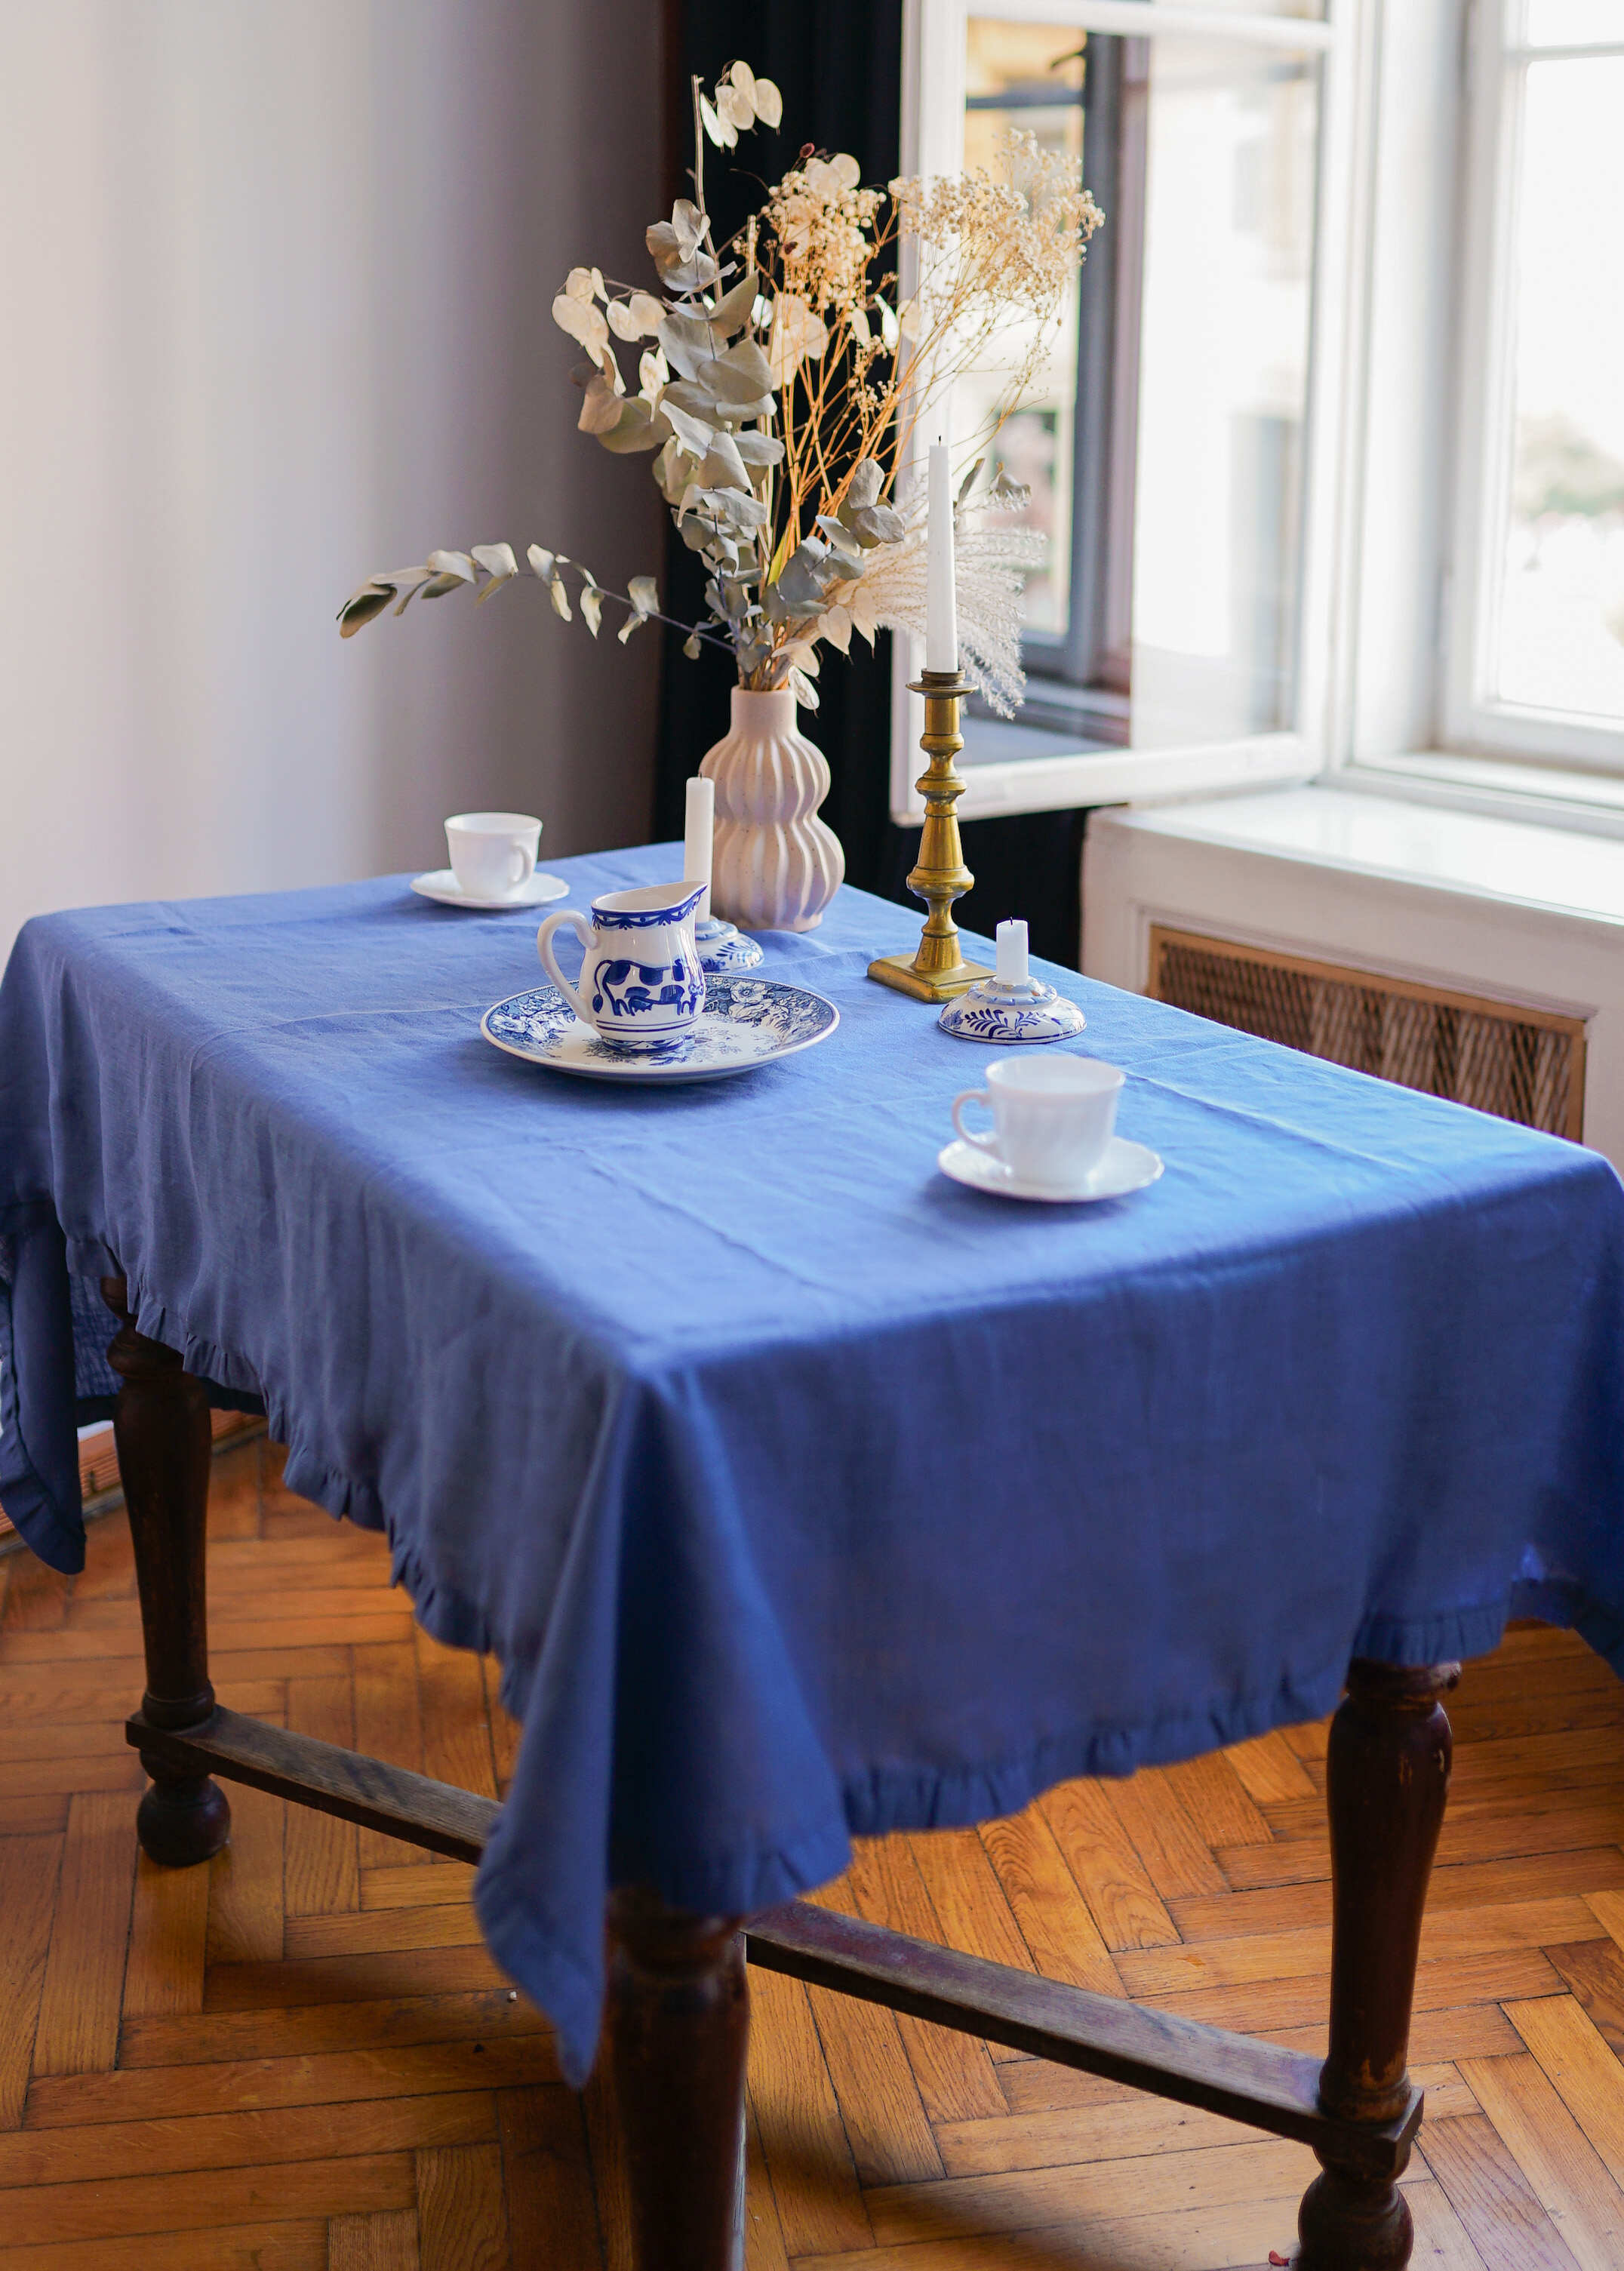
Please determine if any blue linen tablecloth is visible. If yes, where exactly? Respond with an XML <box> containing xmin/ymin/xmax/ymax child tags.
<box><xmin>4</xmin><ymin>845</ymin><xmax>1624</xmax><ymax>2081</ymax></box>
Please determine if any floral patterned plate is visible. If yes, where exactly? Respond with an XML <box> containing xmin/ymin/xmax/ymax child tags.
<box><xmin>481</xmin><ymin>977</ymin><xmax>839</xmax><ymax>1085</ymax></box>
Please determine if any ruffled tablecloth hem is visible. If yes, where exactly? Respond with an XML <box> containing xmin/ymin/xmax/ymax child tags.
<box><xmin>11</xmin><ymin>1225</ymin><xmax>1621</xmax><ymax>2091</ymax></box>
<box><xmin>472</xmin><ymin>1586</ymin><xmax>1598</xmax><ymax>2085</ymax></box>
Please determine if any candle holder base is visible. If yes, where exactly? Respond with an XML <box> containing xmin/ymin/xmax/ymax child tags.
<box><xmin>868</xmin><ymin>949</ymin><xmax>994</xmax><ymax>1004</ymax></box>
<box><xmin>694</xmin><ymin>915</ymin><xmax>764</xmax><ymax>975</ymax></box>
<box><xmin>937</xmin><ymin>974</ymin><xmax>1087</xmax><ymax>1044</ymax></box>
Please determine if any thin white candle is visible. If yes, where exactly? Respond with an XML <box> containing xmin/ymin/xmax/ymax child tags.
<box><xmin>684</xmin><ymin>774</ymin><xmax>714</xmax><ymax>922</ymax></box>
<box><xmin>995</xmin><ymin>919</ymin><xmax>1029</xmax><ymax>987</ymax></box>
<box><xmin>925</xmin><ymin>424</ymin><xmax>958</xmax><ymax>675</ymax></box>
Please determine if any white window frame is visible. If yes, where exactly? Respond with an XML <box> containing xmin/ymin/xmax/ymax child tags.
<box><xmin>893</xmin><ymin>0</ymin><xmax>1358</xmax><ymax>825</ymax></box>
<box><xmin>1440</xmin><ymin>0</ymin><xmax>1624</xmax><ymax>771</ymax></box>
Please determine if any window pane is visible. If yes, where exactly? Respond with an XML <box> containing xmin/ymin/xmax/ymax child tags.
<box><xmin>1130</xmin><ymin>38</ymin><xmax>1318</xmax><ymax>744</ymax></box>
<box><xmin>961</xmin><ymin>22</ymin><xmax>1087</xmax><ymax>638</ymax></box>
<box><xmin>1521</xmin><ymin>2</ymin><xmax>1624</xmax><ymax>47</ymax></box>
<box><xmin>1490</xmin><ymin>57</ymin><xmax>1624</xmax><ymax>725</ymax></box>
<box><xmin>955</xmin><ymin>17</ymin><xmax>1320</xmax><ymax>765</ymax></box>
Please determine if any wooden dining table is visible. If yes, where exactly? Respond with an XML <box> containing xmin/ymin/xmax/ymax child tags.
<box><xmin>6</xmin><ymin>849</ymin><xmax>1624</xmax><ymax>2270</ymax></box>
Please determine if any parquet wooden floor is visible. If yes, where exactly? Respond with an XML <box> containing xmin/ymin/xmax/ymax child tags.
<box><xmin>3</xmin><ymin>1440</ymin><xmax>1624</xmax><ymax>2269</ymax></box>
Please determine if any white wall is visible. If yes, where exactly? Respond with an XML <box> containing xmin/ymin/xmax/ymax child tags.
<box><xmin>0</xmin><ymin>1</ymin><xmax>668</xmax><ymax>955</ymax></box>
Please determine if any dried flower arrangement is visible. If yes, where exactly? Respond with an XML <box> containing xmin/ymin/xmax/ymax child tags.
<box><xmin>337</xmin><ymin>63</ymin><xmax>1102</xmax><ymax>718</ymax></box>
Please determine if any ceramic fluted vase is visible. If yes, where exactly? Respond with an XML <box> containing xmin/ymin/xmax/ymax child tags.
<box><xmin>700</xmin><ymin>687</ymin><xmax>844</xmax><ymax>932</ymax></box>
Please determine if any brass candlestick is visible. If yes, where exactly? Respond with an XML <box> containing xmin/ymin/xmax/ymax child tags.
<box><xmin>867</xmin><ymin>670</ymin><xmax>994</xmax><ymax>1002</ymax></box>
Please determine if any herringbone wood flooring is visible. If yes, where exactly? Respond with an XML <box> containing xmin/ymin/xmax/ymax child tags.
<box><xmin>3</xmin><ymin>1441</ymin><xmax>1624</xmax><ymax>2268</ymax></box>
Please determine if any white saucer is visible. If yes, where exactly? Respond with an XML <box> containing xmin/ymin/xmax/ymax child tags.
<box><xmin>937</xmin><ymin>1134</ymin><xmax>1164</xmax><ymax>1204</ymax></box>
<box><xmin>411</xmin><ymin>869</ymin><xmax>569</xmax><ymax>912</ymax></box>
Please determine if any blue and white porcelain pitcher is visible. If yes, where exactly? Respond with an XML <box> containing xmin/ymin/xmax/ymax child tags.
<box><xmin>537</xmin><ymin>882</ymin><xmax>706</xmax><ymax>1052</ymax></box>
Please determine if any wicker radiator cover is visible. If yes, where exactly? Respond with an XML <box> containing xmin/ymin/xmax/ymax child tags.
<box><xmin>1149</xmin><ymin>928</ymin><xmax>1586</xmax><ymax>1141</ymax></box>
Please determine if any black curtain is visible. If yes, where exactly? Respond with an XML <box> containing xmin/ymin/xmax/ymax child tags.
<box><xmin>654</xmin><ymin>0</ymin><xmax>1090</xmax><ymax>968</ymax></box>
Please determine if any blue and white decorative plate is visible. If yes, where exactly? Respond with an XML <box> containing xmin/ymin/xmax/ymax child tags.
<box><xmin>481</xmin><ymin>977</ymin><xmax>840</xmax><ymax>1084</ymax></box>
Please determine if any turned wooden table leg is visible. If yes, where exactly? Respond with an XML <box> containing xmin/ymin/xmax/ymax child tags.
<box><xmin>101</xmin><ymin>1275</ymin><xmax>231</xmax><ymax>1867</ymax></box>
<box><xmin>606</xmin><ymin>1889</ymin><xmax>749</xmax><ymax>2271</ymax></box>
<box><xmin>1297</xmin><ymin>1659</ymin><xmax>1459</xmax><ymax>2271</ymax></box>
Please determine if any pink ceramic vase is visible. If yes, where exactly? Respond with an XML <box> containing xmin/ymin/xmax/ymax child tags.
<box><xmin>699</xmin><ymin>688</ymin><xmax>844</xmax><ymax>932</ymax></box>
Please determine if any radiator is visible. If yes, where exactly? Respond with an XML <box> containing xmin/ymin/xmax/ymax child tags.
<box><xmin>1149</xmin><ymin>927</ymin><xmax>1586</xmax><ymax>1141</ymax></box>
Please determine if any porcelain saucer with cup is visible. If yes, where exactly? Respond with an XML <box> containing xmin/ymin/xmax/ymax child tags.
<box><xmin>940</xmin><ymin>1054</ymin><xmax>1162</xmax><ymax>1202</ymax></box>
<box><xmin>412</xmin><ymin>811</ymin><xmax>567</xmax><ymax>910</ymax></box>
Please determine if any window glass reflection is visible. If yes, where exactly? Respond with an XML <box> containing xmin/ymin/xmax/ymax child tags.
<box><xmin>1521</xmin><ymin>2</ymin><xmax>1624</xmax><ymax>46</ymax></box>
<box><xmin>1493</xmin><ymin>56</ymin><xmax>1624</xmax><ymax>725</ymax></box>
<box><xmin>961</xmin><ymin>22</ymin><xmax>1087</xmax><ymax>639</ymax></box>
<box><xmin>958</xmin><ymin>18</ymin><xmax>1319</xmax><ymax>759</ymax></box>
<box><xmin>1131</xmin><ymin>38</ymin><xmax>1318</xmax><ymax>744</ymax></box>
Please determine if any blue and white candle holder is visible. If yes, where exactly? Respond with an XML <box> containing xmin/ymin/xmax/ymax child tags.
<box><xmin>693</xmin><ymin>913</ymin><xmax>764</xmax><ymax>974</ymax></box>
<box><xmin>937</xmin><ymin>919</ymin><xmax>1087</xmax><ymax>1045</ymax></box>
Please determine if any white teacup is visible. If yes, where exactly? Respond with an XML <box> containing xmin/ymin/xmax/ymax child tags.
<box><xmin>952</xmin><ymin>1055</ymin><xmax>1124</xmax><ymax>1189</ymax></box>
<box><xmin>445</xmin><ymin>811</ymin><xmax>541</xmax><ymax>901</ymax></box>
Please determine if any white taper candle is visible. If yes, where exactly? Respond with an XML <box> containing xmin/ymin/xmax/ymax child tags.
<box><xmin>684</xmin><ymin>774</ymin><xmax>714</xmax><ymax>923</ymax></box>
<box><xmin>925</xmin><ymin>422</ymin><xmax>958</xmax><ymax>675</ymax></box>
<box><xmin>995</xmin><ymin>919</ymin><xmax>1029</xmax><ymax>987</ymax></box>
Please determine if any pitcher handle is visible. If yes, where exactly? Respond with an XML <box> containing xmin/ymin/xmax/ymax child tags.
<box><xmin>537</xmin><ymin>909</ymin><xmax>594</xmax><ymax>1026</ymax></box>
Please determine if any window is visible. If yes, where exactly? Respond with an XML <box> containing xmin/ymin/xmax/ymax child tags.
<box><xmin>897</xmin><ymin>0</ymin><xmax>1346</xmax><ymax>820</ymax></box>
<box><xmin>899</xmin><ymin>0</ymin><xmax>1624</xmax><ymax>831</ymax></box>
<box><xmin>1446</xmin><ymin>0</ymin><xmax>1624</xmax><ymax>765</ymax></box>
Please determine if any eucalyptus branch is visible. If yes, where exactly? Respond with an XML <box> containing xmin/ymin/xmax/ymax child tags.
<box><xmin>690</xmin><ymin>75</ymin><xmax>710</xmax><ymax>251</ymax></box>
<box><xmin>337</xmin><ymin>546</ymin><xmax>731</xmax><ymax>660</ymax></box>
<box><xmin>584</xmin><ymin>582</ymin><xmax>735</xmax><ymax>654</ymax></box>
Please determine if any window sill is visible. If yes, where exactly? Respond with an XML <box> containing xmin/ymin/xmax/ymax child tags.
<box><xmin>1092</xmin><ymin>783</ymin><xmax>1624</xmax><ymax>934</ymax></box>
<box><xmin>1339</xmin><ymin>754</ymin><xmax>1624</xmax><ymax>845</ymax></box>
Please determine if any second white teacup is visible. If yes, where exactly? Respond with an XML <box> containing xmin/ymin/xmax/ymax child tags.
<box><xmin>952</xmin><ymin>1054</ymin><xmax>1124</xmax><ymax>1189</ymax></box>
<box><xmin>445</xmin><ymin>811</ymin><xmax>542</xmax><ymax>902</ymax></box>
